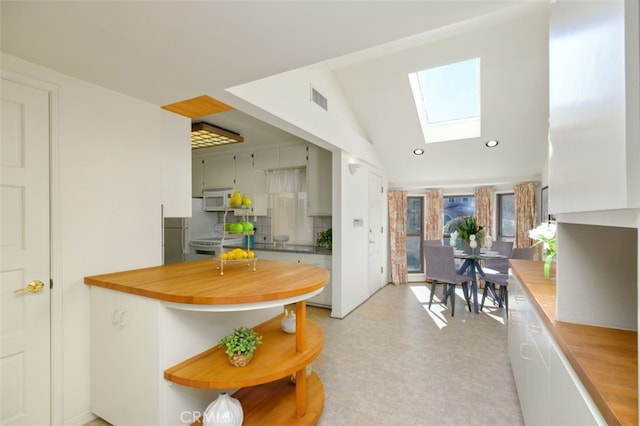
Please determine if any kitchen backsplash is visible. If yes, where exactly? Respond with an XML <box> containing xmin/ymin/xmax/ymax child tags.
<box><xmin>217</xmin><ymin>210</ymin><xmax>331</xmax><ymax>246</ymax></box>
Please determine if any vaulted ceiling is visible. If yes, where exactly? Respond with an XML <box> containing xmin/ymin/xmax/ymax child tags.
<box><xmin>1</xmin><ymin>1</ymin><xmax>551</xmax><ymax>189</ymax></box>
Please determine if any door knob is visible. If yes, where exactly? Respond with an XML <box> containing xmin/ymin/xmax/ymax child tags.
<box><xmin>14</xmin><ymin>280</ymin><xmax>45</xmax><ymax>295</ymax></box>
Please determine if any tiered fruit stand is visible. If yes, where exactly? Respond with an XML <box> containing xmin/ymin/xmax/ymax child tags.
<box><xmin>217</xmin><ymin>206</ymin><xmax>256</xmax><ymax>275</ymax></box>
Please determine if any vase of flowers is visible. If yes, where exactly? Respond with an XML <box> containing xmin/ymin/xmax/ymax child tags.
<box><xmin>457</xmin><ymin>216</ymin><xmax>485</xmax><ymax>255</ymax></box>
<box><xmin>529</xmin><ymin>222</ymin><xmax>557</xmax><ymax>279</ymax></box>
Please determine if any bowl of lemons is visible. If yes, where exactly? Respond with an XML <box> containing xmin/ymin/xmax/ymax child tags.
<box><xmin>217</xmin><ymin>248</ymin><xmax>257</xmax><ymax>275</ymax></box>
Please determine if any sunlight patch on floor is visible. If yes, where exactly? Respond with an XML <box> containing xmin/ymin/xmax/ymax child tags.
<box><xmin>410</xmin><ymin>285</ymin><xmax>448</xmax><ymax>329</ymax></box>
<box><xmin>410</xmin><ymin>284</ymin><xmax>507</xmax><ymax>326</ymax></box>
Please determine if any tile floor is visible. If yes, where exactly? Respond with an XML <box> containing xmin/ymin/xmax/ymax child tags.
<box><xmin>86</xmin><ymin>283</ymin><xmax>523</xmax><ymax>425</ymax></box>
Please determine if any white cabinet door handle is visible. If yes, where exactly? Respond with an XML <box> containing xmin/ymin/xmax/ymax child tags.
<box><xmin>528</xmin><ymin>324</ymin><xmax>542</xmax><ymax>334</ymax></box>
<box><xmin>520</xmin><ymin>343</ymin><xmax>531</xmax><ymax>360</ymax></box>
<box><xmin>111</xmin><ymin>309</ymin><xmax>122</xmax><ymax>325</ymax></box>
<box><xmin>111</xmin><ymin>309</ymin><xmax>127</xmax><ymax>328</ymax></box>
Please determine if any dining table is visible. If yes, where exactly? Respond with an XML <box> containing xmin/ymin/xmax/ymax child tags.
<box><xmin>453</xmin><ymin>249</ymin><xmax>507</xmax><ymax>314</ymax></box>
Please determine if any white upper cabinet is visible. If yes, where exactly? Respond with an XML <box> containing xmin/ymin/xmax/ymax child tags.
<box><xmin>233</xmin><ymin>151</ymin><xmax>268</xmax><ymax>216</ymax></box>
<box><xmin>278</xmin><ymin>144</ymin><xmax>308</xmax><ymax>168</ymax></box>
<box><xmin>233</xmin><ymin>151</ymin><xmax>254</xmax><ymax>196</ymax></box>
<box><xmin>192</xmin><ymin>157</ymin><xmax>203</xmax><ymax>198</ymax></box>
<box><xmin>252</xmin><ymin>148</ymin><xmax>279</xmax><ymax>170</ymax></box>
<box><xmin>194</xmin><ymin>142</ymin><xmax>331</xmax><ymax>218</ymax></box>
<box><xmin>160</xmin><ymin>111</ymin><xmax>191</xmax><ymax>217</ymax></box>
<box><xmin>549</xmin><ymin>0</ymin><xmax>640</xmax><ymax>215</ymax></box>
<box><xmin>202</xmin><ymin>153</ymin><xmax>235</xmax><ymax>190</ymax></box>
<box><xmin>307</xmin><ymin>145</ymin><xmax>332</xmax><ymax>216</ymax></box>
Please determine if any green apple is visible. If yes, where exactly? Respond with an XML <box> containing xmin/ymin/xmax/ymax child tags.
<box><xmin>242</xmin><ymin>222</ymin><xmax>254</xmax><ymax>233</ymax></box>
<box><xmin>230</xmin><ymin>223</ymin><xmax>243</xmax><ymax>233</ymax></box>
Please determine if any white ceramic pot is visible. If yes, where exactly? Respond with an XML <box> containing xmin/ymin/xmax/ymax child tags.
<box><xmin>281</xmin><ymin>309</ymin><xmax>296</xmax><ymax>334</ymax></box>
<box><xmin>203</xmin><ymin>393</ymin><xmax>243</xmax><ymax>426</ymax></box>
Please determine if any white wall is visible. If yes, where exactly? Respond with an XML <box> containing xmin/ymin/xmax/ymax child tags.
<box><xmin>225</xmin><ymin>68</ymin><xmax>389</xmax><ymax>318</ymax></box>
<box><xmin>2</xmin><ymin>53</ymin><xmax>190</xmax><ymax>425</ymax></box>
<box><xmin>334</xmin><ymin>8</ymin><xmax>550</xmax><ymax>189</ymax></box>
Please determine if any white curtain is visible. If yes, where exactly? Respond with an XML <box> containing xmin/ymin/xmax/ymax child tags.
<box><xmin>266</xmin><ymin>168</ymin><xmax>307</xmax><ymax>193</ymax></box>
<box><xmin>267</xmin><ymin>168</ymin><xmax>312</xmax><ymax>245</ymax></box>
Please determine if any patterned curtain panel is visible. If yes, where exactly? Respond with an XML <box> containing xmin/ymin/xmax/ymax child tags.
<box><xmin>425</xmin><ymin>189</ymin><xmax>443</xmax><ymax>241</ymax></box>
<box><xmin>474</xmin><ymin>186</ymin><xmax>494</xmax><ymax>241</ymax></box>
<box><xmin>388</xmin><ymin>190</ymin><xmax>408</xmax><ymax>285</ymax></box>
<box><xmin>514</xmin><ymin>182</ymin><xmax>536</xmax><ymax>248</ymax></box>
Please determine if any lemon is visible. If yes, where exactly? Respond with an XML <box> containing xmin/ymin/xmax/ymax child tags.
<box><xmin>247</xmin><ymin>251</ymin><xmax>255</xmax><ymax>259</ymax></box>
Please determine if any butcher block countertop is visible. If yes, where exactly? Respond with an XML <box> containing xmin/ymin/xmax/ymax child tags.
<box><xmin>509</xmin><ymin>260</ymin><xmax>637</xmax><ymax>426</ymax></box>
<box><xmin>84</xmin><ymin>258</ymin><xmax>329</xmax><ymax>305</ymax></box>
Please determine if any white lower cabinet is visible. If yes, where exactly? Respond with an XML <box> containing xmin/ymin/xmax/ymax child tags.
<box><xmin>90</xmin><ymin>286</ymin><xmax>160</xmax><ymax>426</ymax></box>
<box><xmin>508</xmin><ymin>274</ymin><xmax>604</xmax><ymax>425</ymax></box>
<box><xmin>257</xmin><ymin>251</ymin><xmax>332</xmax><ymax>307</ymax></box>
<box><xmin>90</xmin><ymin>286</ymin><xmax>280</xmax><ymax>425</ymax></box>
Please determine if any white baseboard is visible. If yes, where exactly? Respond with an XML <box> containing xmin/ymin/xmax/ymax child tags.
<box><xmin>64</xmin><ymin>411</ymin><xmax>99</xmax><ymax>426</ymax></box>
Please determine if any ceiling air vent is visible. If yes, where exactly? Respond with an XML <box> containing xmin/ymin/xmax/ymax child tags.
<box><xmin>311</xmin><ymin>87</ymin><xmax>328</xmax><ymax>111</ymax></box>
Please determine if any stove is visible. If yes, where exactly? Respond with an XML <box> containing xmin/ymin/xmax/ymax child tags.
<box><xmin>189</xmin><ymin>235</ymin><xmax>244</xmax><ymax>252</ymax></box>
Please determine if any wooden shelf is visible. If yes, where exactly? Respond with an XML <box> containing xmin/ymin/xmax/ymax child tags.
<box><xmin>164</xmin><ymin>315</ymin><xmax>323</xmax><ymax>389</ymax></box>
<box><xmin>192</xmin><ymin>373</ymin><xmax>324</xmax><ymax>426</ymax></box>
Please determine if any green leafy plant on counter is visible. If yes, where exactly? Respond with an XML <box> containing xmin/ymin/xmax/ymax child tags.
<box><xmin>316</xmin><ymin>228</ymin><xmax>332</xmax><ymax>250</ymax></box>
<box><xmin>218</xmin><ymin>327</ymin><xmax>263</xmax><ymax>358</ymax></box>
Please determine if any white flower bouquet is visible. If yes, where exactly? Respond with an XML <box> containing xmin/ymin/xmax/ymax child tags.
<box><xmin>529</xmin><ymin>222</ymin><xmax>557</xmax><ymax>279</ymax></box>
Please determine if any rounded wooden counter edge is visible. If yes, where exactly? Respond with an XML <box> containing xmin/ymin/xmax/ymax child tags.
<box><xmin>84</xmin><ymin>259</ymin><xmax>330</xmax><ymax>305</ymax></box>
<box><xmin>509</xmin><ymin>259</ymin><xmax>638</xmax><ymax>426</ymax></box>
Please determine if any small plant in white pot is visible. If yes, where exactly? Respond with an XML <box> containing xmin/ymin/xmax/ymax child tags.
<box><xmin>218</xmin><ymin>326</ymin><xmax>263</xmax><ymax>367</ymax></box>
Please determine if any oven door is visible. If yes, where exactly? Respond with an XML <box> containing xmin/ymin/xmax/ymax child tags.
<box><xmin>188</xmin><ymin>240</ymin><xmax>220</xmax><ymax>260</ymax></box>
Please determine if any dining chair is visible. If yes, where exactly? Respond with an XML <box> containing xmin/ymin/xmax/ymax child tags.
<box><xmin>424</xmin><ymin>245</ymin><xmax>473</xmax><ymax>317</ymax></box>
<box><xmin>511</xmin><ymin>247</ymin><xmax>535</xmax><ymax>260</ymax></box>
<box><xmin>482</xmin><ymin>240</ymin><xmax>513</xmax><ymax>274</ymax></box>
<box><xmin>481</xmin><ymin>246</ymin><xmax>536</xmax><ymax>318</ymax></box>
<box><xmin>423</xmin><ymin>239</ymin><xmax>443</xmax><ymax>247</ymax></box>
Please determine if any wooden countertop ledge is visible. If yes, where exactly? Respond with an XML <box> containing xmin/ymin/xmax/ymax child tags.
<box><xmin>510</xmin><ymin>260</ymin><xmax>637</xmax><ymax>426</ymax></box>
<box><xmin>84</xmin><ymin>258</ymin><xmax>329</xmax><ymax>305</ymax></box>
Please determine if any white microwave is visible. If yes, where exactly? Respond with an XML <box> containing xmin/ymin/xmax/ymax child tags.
<box><xmin>202</xmin><ymin>188</ymin><xmax>234</xmax><ymax>211</ymax></box>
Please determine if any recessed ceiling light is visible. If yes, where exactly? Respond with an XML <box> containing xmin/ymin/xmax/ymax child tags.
<box><xmin>413</xmin><ymin>148</ymin><xmax>425</xmax><ymax>155</ymax></box>
<box><xmin>485</xmin><ymin>139</ymin><xmax>499</xmax><ymax>148</ymax></box>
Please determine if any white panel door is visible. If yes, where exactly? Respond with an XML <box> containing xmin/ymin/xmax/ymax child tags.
<box><xmin>0</xmin><ymin>78</ymin><xmax>51</xmax><ymax>425</ymax></box>
<box><xmin>368</xmin><ymin>172</ymin><xmax>385</xmax><ymax>295</ymax></box>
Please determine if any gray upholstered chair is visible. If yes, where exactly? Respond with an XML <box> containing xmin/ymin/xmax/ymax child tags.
<box><xmin>511</xmin><ymin>247</ymin><xmax>535</xmax><ymax>260</ymax></box>
<box><xmin>481</xmin><ymin>245</ymin><xmax>536</xmax><ymax>318</ymax></box>
<box><xmin>423</xmin><ymin>239</ymin><xmax>443</xmax><ymax>247</ymax></box>
<box><xmin>424</xmin><ymin>245</ymin><xmax>473</xmax><ymax>317</ymax></box>
<box><xmin>483</xmin><ymin>240</ymin><xmax>513</xmax><ymax>274</ymax></box>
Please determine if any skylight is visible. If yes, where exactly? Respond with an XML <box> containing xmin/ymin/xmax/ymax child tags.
<box><xmin>409</xmin><ymin>58</ymin><xmax>481</xmax><ymax>144</ymax></box>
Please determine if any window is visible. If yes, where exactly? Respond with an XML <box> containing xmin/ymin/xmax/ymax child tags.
<box><xmin>270</xmin><ymin>192</ymin><xmax>313</xmax><ymax>245</ymax></box>
<box><xmin>497</xmin><ymin>193</ymin><xmax>515</xmax><ymax>241</ymax></box>
<box><xmin>443</xmin><ymin>195</ymin><xmax>475</xmax><ymax>246</ymax></box>
<box><xmin>409</xmin><ymin>58</ymin><xmax>481</xmax><ymax>144</ymax></box>
<box><xmin>406</xmin><ymin>196</ymin><xmax>424</xmax><ymax>273</ymax></box>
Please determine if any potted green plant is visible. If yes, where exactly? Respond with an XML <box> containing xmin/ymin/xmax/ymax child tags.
<box><xmin>456</xmin><ymin>216</ymin><xmax>484</xmax><ymax>241</ymax></box>
<box><xmin>456</xmin><ymin>216</ymin><xmax>484</xmax><ymax>254</ymax></box>
<box><xmin>316</xmin><ymin>228</ymin><xmax>332</xmax><ymax>250</ymax></box>
<box><xmin>218</xmin><ymin>326</ymin><xmax>263</xmax><ymax>367</ymax></box>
